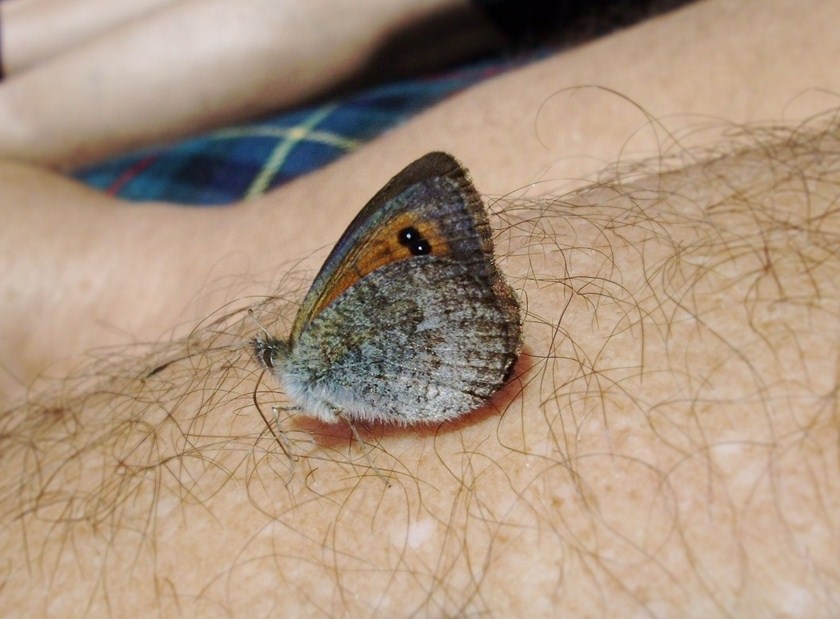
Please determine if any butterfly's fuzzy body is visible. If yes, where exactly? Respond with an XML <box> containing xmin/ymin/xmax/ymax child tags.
<box><xmin>253</xmin><ymin>152</ymin><xmax>521</xmax><ymax>425</ymax></box>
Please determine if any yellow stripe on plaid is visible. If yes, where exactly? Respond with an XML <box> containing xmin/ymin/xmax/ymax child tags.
<box><xmin>212</xmin><ymin>126</ymin><xmax>360</xmax><ymax>150</ymax></box>
<box><xmin>224</xmin><ymin>105</ymin><xmax>361</xmax><ymax>199</ymax></box>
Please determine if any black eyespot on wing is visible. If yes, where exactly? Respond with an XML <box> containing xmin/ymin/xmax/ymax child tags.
<box><xmin>411</xmin><ymin>239</ymin><xmax>431</xmax><ymax>255</ymax></box>
<box><xmin>398</xmin><ymin>226</ymin><xmax>431</xmax><ymax>256</ymax></box>
<box><xmin>398</xmin><ymin>226</ymin><xmax>421</xmax><ymax>246</ymax></box>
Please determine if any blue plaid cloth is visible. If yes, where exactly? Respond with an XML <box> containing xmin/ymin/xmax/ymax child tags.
<box><xmin>74</xmin><ymin>58</ymin><xmax>526</xmax><ymax>205</ymax></box>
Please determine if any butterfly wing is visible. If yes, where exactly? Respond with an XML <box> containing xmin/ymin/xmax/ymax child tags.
<box><xmin>282</xmin><ymin>257</ymin><xmax>520</xmax><ymax>424</ymax></box>
<box><xmin>279</xmin><ymin>151</ymin><xmax>521</xmax><ymax>423</ymax></box>
<box><xmin>291</xmin><ymin>152</ymin><xmax>499</xmax><ymax>342</ymax></box>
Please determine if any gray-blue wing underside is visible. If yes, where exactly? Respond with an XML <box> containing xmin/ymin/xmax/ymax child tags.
<box><xmin>284</xmin><ymin>256</ymin><xmax>520</xmax><ymax>423</ymax></box>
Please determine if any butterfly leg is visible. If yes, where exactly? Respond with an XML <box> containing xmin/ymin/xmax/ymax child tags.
<box><xmin>334</xmin><ymin>409</ymin><xmax>391</xmax><ymax>488</ymax></box>
<box><xmin>269</xmin><ymin>405</ymin><xmax>298</xmax><ymax>468</ymax></box>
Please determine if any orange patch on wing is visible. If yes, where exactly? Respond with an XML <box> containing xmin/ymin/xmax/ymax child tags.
<box><xmin>308</xmin><ymin>213</ymin><xmax>450</xmax><ymax>322</ymax></box>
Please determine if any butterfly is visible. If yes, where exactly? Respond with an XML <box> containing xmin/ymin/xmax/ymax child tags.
<box><xmin>253</xmin><ymin>152</ymin><xmax>521</xmax><ymax>425</ymax></box>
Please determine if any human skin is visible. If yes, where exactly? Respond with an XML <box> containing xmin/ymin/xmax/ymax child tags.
<box><xmin>0</xmin><ymin>0</ymin><xmax>500</xmax><ymax>167</ymax></box>
<box><xmin>2</xmin><ymin>0</ymin><xmax>840</xmax><ymax>616</ymax></box>
<box><xmin>0</xmin><ymin>0</ymin><xmax>179</xmax><ymax>74</ymax></box>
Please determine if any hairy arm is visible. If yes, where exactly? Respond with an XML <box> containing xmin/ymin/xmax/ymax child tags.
<box><xmin>2</xmin><ymin>0</ymin><xmax>839</xmax><ymax>616</ymax></box>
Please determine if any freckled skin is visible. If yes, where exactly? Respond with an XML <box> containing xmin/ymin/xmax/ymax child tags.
<box><xmin>253</xmin><ymin>152</ymin><xmax>522</xmax><ymax>424</ymax></box>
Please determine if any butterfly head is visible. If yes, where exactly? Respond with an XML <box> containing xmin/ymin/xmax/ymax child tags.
<box><xmin>252</xmin><ymin>335</ymin><xmax>291</xmax><ymax>371</ymax></box>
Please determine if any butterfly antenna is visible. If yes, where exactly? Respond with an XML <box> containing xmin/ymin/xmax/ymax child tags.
<box><xmin>248</xmin><ymin>308</ymin><xmax>272</xmax><ymax>339</ymax></box>
<box><xmin>252</xmin><ymin>368</ymin><xmax>296</xmax><ymax>471</ymax></box>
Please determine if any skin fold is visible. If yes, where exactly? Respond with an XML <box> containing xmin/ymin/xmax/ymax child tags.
<box><xmin>0</xmin><ymin>0</ymin><xmax>501</xmax><ymax>167</ymax></box>
<box><xmin>1</xmin><ymin>0</ymin><xmax>839</xmax><ymax>616</ymax></box>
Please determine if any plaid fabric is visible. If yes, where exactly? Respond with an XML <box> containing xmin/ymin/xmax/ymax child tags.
<box><xmin>74</xmin><ymin>58</ymin><xmax>526</xmax><ymax>205</ymax></box>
